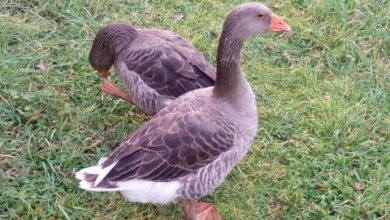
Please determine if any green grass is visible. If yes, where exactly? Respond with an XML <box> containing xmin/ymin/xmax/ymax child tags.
<box><xmin>1</xmin><ymin>0</ymin><xmax>389</xmax><ymax>219</ymax></box>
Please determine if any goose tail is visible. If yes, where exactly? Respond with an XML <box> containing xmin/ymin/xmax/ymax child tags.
<box><xmin>75</xmin><ymin>157</ymin><xmax>119</xmax><ymax>192</ymax></box>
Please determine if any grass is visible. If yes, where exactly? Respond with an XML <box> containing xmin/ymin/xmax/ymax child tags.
<box><xmin>0</xmin><ymin>0</ymin><xmax>389</xmax><ymax>219</ymax></box>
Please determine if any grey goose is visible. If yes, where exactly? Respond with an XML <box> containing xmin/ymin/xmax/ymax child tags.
<box><xmin>89</xmin><ymin>23</ymin><xmax>216</xmax><ymax>114</ymax></box>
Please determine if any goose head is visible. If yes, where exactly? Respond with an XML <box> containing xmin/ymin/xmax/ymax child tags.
<box><xmin>89</xmin><ymin>24</ymin><xmax>138</xmax><ymax>77</ymax></box>
<box><xmin>222</xmin><ymin>3</ymin><xmax>291</xmax><ymax>41</ymax></box>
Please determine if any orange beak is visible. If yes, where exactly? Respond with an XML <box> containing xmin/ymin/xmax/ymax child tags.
<box><xmin>269</xmin><ymin>14</ymin><xmax>291</xmax><ymax>32</ymax></box>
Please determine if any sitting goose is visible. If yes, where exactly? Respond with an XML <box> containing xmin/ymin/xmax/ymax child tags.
<box><xmin>76</xmin><ymin>3</ymin><xmax>291</xmax><ymax>219</ymax></box>
<box><xmin>89</xmin><ymin>23</ymin><xmax>216</xmax><ymax>114</ymax></box>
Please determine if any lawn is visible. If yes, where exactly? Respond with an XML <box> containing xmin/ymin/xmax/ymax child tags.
<box><xmin>0</xmin><ymin>0</ymin><xmax>389</xmax><ymax>219</ymax></box>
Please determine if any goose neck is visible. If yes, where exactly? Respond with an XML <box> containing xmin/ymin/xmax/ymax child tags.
<box><xmin>213</xmin><ymin>31</ymin><xmax>245</xmax><ymax>97</ymax></box>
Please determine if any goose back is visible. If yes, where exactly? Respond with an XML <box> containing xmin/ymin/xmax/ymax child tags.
<box><xmin>117</xmin><ymin>29</ymin><xmax>215</xmax><ymax>97</ymax></box>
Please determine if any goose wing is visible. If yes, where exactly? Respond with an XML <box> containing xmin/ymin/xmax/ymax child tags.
<box><xmin>122</xmin><ymin>34</ymin><xmax>215</xmax><ymax>97</ymax></box>
<box><xmin>94</xmin><ymin>105</ymin><xmax>235</xmax><ymax>187</ymax></box>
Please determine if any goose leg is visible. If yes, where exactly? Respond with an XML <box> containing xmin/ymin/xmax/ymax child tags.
<box><xmin>100</xmin><ymin>77</ymin><xmax>132</xmax><ymax>102</ymax></box>
<box><xmin>184</xmin><ymin>201</ymin><xmax>222</xmax><ymax>220</ymax></box>
<box><xmin>98</xmin><ymin>71</ymin><xmax>132</xmax><ymax>102</ymax></box>
<box><xmin>184</xmin><ymin>200</ymin><xmax>197</xmax><ymax>220</ymax></box>
<box><xmin>189</xmin><ymin>200</ymin><xmax>197</xmax><ymax>220</ymax></box>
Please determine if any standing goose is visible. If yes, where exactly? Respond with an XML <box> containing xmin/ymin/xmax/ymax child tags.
<box><xmin>77</xmin><ymin>3</ymin><xmax>291</xmax><ymax>219</ymax></box>
<box><xmin>89</xmin><ymin>23</ymin><xmax>216</xmax><ymax>114</ymax></box>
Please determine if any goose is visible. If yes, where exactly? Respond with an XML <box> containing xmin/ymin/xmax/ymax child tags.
<box><xmin>89</xmin><ymin>23</ymin><xmax>216</xmax><ymax>115</ymax></box>
<box><xmin>76</xmin><ymin>3</ymin><xmax>291</xmax><ymax>219</ymax></box>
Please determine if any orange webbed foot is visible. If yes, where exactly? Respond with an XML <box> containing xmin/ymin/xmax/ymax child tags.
<box><xmin>99</xmin><ymin>77</ymin><xmax>132</xmax><ymax>103</ymax></box>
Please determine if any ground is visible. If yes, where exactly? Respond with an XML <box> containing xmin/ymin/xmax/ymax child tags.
<box><xmin>0</xmin><ymin>0</ymin><xmax>389</xmax><ymax>219</ymax></box>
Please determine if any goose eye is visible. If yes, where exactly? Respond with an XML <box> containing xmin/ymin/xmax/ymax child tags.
<box><xmin>258</xmin><ymin>14</ymin><xmax>264</xmax><ymax>18</ymax></box>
